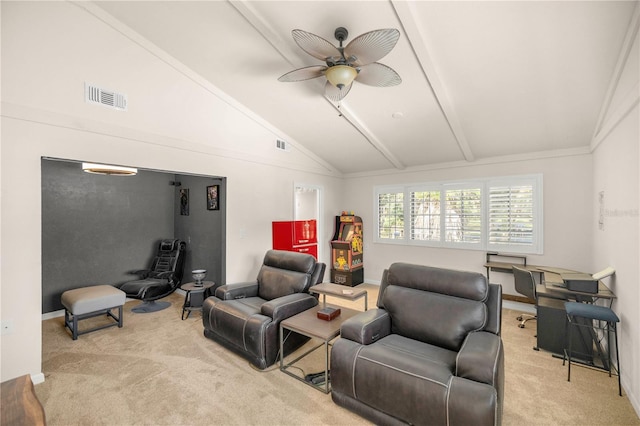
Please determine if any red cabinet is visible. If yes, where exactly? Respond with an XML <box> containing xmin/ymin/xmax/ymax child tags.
<box><xmin>272</xmin><ymin>220</ymin><xmax>318</xmax><ymax>258</ymax></box>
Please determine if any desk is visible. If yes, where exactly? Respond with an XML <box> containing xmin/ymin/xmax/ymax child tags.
<box><xmin>537</xmin><ymin>271</ymin><xmax>615</xmax><ymax>305</ymax></box>
<box><xmin>485</xmin><ymin>258</ymin><xmax>617</xmax><ymax>364</ymax></box>
<box><xmin>484</xmin><ymin>262</ymin><xmax>615</xmax><ymax>304</ymax></box>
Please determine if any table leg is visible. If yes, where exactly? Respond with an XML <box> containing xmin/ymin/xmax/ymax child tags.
<box><xmin>181</xmin><ymin>291</ymin><xmax>190</xmax><ymax>320</ymax></box>
<box><xmin>324</xmin><ymin>339</ymin><xmax>330</xmax><ymax>393</ymax></box>
<box><xmin>279</xmin><ymin>324</ymin><xmax>284</xmax><ymax>370</ymax></box>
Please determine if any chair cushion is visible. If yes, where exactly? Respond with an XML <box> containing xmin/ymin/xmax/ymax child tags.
<box><xmin>262</xmin><ymin>250</ymin><xmax>316</xmax><ymax>274</ymax></box>
<box><xmin>257</xmin><ymin>266</ymin><xmax>311</xmax><ymax>300</ymax></box>
<box><xmin>256</xmin><ymin>250</ymin><xmax>316</xmax><ymax>300</ymax></box>
<box><xmin>387</xmin><ymin>262</ymin><xmax>488</xmax><ymax>302</ymax></box>
<box><xmin>565</xmin><ymin>302</ymin><xmax>619</xmax><ymax>323</ymax></box>
<box><xmin>119</xmin><ymin>278</ymin><xmax>170</xmax><ymax>300</ymax></box>
<box><xmin>383</xmin><ymin>285</ymin><xmax>487</xmax><ymax>351</ymax></box>
<box><xmin>351</xmin><ymin>334</ymin><xmax>457</xmax><ymax>425</ymax></box>
<box><xmin>61</xmin><ymin>285</ymin><xmax>125</xmax><ymax>315</ymax></box>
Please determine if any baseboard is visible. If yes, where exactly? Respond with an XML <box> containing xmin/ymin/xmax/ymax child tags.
<box><xmin>502</xmin><ymin>294</ymin><xmax>535</xmax><ymax>304</ymax></box>
<box><xmin>31</xmin><ymin>372</ymin><xmax>45</xmax><ymax>385</ymax></box>
<box><xmin>503</xmin><ymin>300</ymin><xmax>536</xmax><ymax>314</ymax></box>
<box><xmin>42</xmin><ymin>310</ymin><xmax>64</xmax><ymax>320</ymax></box>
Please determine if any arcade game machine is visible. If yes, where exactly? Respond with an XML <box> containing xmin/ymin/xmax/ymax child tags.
<box><xmin>330</xmin><ymin>212</ymin><xmax>363</xmax><ymax>286</ymax></box>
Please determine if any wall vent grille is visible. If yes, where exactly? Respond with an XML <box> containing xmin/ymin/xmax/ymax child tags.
<box><xmin>85</xmin><ymin>83</ymin><xmax>127</xmax><ymax>111</ymax></box>
<box><xmin>276</xmin><ymin>139</ymin><xmax>290</xmax><ymax>151</ymax></box>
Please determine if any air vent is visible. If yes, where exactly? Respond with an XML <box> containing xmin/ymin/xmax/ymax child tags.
<box><xmin>276</xmin><ymin>139</ymin><xmax>290</xmax><ymax>152</ymax></box>
<box><xmin>85</xmin><ymin>83</ymin><xmax>127</xmax><ymax>111</ymax></box>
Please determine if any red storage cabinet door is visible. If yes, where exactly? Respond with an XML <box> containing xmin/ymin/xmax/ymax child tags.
<box><xmin>272</xmin><ymin>221</ymin><xmax>294</xmax><ymax>250</ymax></box>
<box><xmin>293</xmin><ymin>220</ymin><xmax>317</xmax><ymax>245</ymax></box>
<box><xmin>295</xmin><ymin>244</ymin><xmax>317</xmax><ymax>258</ymax></box>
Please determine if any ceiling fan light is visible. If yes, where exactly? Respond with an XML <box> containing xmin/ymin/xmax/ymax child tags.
<box><xmin>325</xmin><ymin>65</ymin><xmax>358</xmax><ymax>90</ymax></box>
<box><xmin>82</xmin><ymin>162</ymin><xmax>138</xmax><ymax>176</ymax></box>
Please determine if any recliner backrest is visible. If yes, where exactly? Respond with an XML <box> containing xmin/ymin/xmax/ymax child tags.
<box><xmin>381</xmin><ymin>263</ymin><xmax>489</xmax><ymax>351</ymax></box>
<box><xmin>148</xmin><ymin>239</ymin><xmax>186</xmax><ymax>284</ymax></box>
<box><xmin>257</xmin><ymin>250</ymin><xmax>317</xmax><ymax>300</ymax></box>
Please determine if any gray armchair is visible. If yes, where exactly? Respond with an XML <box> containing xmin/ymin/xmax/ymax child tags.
<box><xmin>202</xmin><ymin>250</ymin><xmax>325</xmax><ymax>370</ymax></box>
<box><xmin>331</xmin><ymin>262</ymin><xmax>504</xmax><ymax>426</ymax></box>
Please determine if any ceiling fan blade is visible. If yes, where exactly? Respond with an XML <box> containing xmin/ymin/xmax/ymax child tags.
<box><xmin>292</xmin><ymin>29</ymin><xmax>342</xmax><ymax>62</ymax></box>
<box><xmin>356</xmin><ymin>62</ymin><xmax>402</xmax><ymax>87</ymax></box>
<box><xmin>344</xmin><ymin>29</ymin><xmax>400</xmax><ymax>66</ymax></box>
<box><xmin>324</xmin><ymin>80</ymin><xmax>352</xmax><ymax>102</ymax></box>
<box><xmin>278</xmin><ymin>65</ymin><xmax>327</xmax><ymax>82</ymax></box>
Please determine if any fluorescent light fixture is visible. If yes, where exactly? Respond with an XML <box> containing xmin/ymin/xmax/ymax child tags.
<box><xmin>82</xmin><ymin>163</ymin><xmax>137</xmax><ymax>176</ymax></box>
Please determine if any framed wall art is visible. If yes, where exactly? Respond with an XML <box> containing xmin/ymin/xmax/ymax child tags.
<box><xmin>180</xmin><ymin>188</ymin><xmax>189</xmax><ymax>216</ymax></box>
<box><xmin>207</xmin><ymin>185</ymin><xmax>219</xmax><ymax>211</ymax></box>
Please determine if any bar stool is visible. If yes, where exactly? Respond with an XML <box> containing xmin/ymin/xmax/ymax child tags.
<box><xmin>563</xmin><ymin>301</ymin><xmax>621</xmax><ymax>396</ymax></box>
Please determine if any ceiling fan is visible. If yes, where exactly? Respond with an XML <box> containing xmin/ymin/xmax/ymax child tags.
<box><xmin>278</xmin><ymin>27</ymin><xmax>402</xmax><ymax>102</ymax></box>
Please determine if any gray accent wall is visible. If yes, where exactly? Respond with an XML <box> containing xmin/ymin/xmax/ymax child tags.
<box><xmin>41</xmin><ymin>159</ymin><xmax>225</xmax><ymax>313</ymax></box>
<box><xmin>174</xmin><ymin>174</ymin><xmax>225</xmax><ymax>289</ymax></box>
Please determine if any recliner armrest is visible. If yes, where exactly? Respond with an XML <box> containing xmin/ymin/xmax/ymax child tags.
<box><xmin>215</xmin><ymin>281</ymin><xmax>259</xmax><ymax>300</ymax></box>
<box><xmin>340</xmin><ymin>309</ymin><xmax>391</xmax><ymax>345</ymax></box>
<box><xmin>456</xmin><ymin>331</ymin><xmax>503</xmax><ymax>386</ymax></box>
<box><xmin>261</xmin><ymin>293</ymin><xmax>318</xmax><ymax>323</ymax></box>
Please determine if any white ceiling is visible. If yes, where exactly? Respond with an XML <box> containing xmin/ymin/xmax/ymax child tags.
<box><xmin>92</xmin><ymin>1</ymin><xmax>638</xmax><ymax>175</ymax></box>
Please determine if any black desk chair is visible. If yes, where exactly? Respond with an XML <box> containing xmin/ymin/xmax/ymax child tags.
<box><xmin>513</xmin><ymin>266</ymin><xmax>537</xmax><ymax>328</ymax></box>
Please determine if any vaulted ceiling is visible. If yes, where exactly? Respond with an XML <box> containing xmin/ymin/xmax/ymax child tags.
<box><xmin>93</xmin><ymin>1</ymin><xmax>638</xmax><ymax>175</ymax></box>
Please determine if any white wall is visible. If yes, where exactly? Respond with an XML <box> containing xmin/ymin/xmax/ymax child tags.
<box><xmin>591</xmin><ymin>26</ymin><xmax>640</xmax><ymax>415</ymax></box>
<box><xmin>0</xmin><ymin>1</ymin><xmax>342</xmax><ymax>382</ymax></box>
<box><xmin>343</xmin><ymin>153</ymin><xmax>593</xmax><ymax>295</ymax></box>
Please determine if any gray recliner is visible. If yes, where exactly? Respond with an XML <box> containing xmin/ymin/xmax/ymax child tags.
<box><xmin>202</xmin><ymin>250</ymin><xmax>326</xmax><ymax>370</ymax></box>
<box><xmin>331</xmin><ymin>262</ymin><xmax>504</xmax><ymax>426</ymax></box>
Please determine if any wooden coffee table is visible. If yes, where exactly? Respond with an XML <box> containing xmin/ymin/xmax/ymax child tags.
<box><xmin>279</xmin><ymin>304</ymin><xmax>361</xmax><ymax>393</ymax></box>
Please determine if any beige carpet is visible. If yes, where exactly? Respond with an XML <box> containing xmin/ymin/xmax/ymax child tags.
<box><xmin>35</xmin><ymin>285</ymin><xmax>639</xmax><ymax>425</ymax></box>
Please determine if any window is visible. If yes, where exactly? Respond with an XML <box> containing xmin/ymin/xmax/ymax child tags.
<box><xmin>488</xmin><ymin>183</ymin><xmax>534</xmax><ymax>247</ymax></box>
<box><xmin>377</xmin><ymin>190</ymin><xmax>404</xmax><ymax>240</ymax></box>
<box><xmin>410</xmin><ymin>190</ymin><xmax>440</xmax><ymax>241</ymax></box>
<box><xmin>375</xmin><ymin>175</ymin><xmax>542</xmax><ymax>254</ymax></box>
<box><xmin>444</xmin><ymin>187</ymin><xmax>482</xmax><ymax>245</ymax></box>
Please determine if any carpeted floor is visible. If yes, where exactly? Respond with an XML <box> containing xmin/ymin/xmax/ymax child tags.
<box><xmin>35</xmin><ymin>284</ymin><xmax>639</xmax><ymax>425</ymax></box>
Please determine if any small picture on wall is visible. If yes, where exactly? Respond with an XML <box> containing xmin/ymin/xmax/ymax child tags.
<box><xmin>207</xmin><ymin>185</ymin><xmax>219</xmax><ymax>211</ymax></box>
<box><xmin>180</xmin><ymin>188</ymin><xmax>189</xmax><ymax>216</ymax></box>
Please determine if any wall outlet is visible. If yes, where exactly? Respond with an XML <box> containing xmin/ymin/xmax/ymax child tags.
<box><xmin>1</xmin><ymin>320</ymin><xmax>14</xmax><ymax>335</ymax></box>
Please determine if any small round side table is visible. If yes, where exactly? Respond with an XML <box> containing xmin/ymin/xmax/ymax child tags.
<box><xmin>180</xmin><ymin>281</ymin><xmax>215</xmax><ymax>320</ymax></box>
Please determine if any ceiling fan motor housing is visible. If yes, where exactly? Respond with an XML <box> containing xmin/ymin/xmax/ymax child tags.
<box><xmin>334</xmin><ymin>27</ymin><xmax>348</xmax><ymax>43</ymax></box>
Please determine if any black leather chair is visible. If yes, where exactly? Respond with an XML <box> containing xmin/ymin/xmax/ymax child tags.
<box><xmin>202</xmin><ymin>250</ymin><xmax>326</xmax><ymax>370</ymax></box>
<box><xmin>513</xmin><ymin>265</ymin><xmax>537</xmax><ymax>328</ymax></box>
<box><xmin>331</xmin><ymin>263</ymin><xmax>504</xmax><ymax>426</ymax></box>
<box><xmin>119</xmin><ymin>239</ymin><xmax>186</xmax><ymax>313</ymax></box>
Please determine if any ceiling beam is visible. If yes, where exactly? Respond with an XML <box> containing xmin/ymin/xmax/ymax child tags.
<box><xmin>391</xmin><ymin>0</ymin><xmax>475</xmax><ymax>162</ymax></box>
